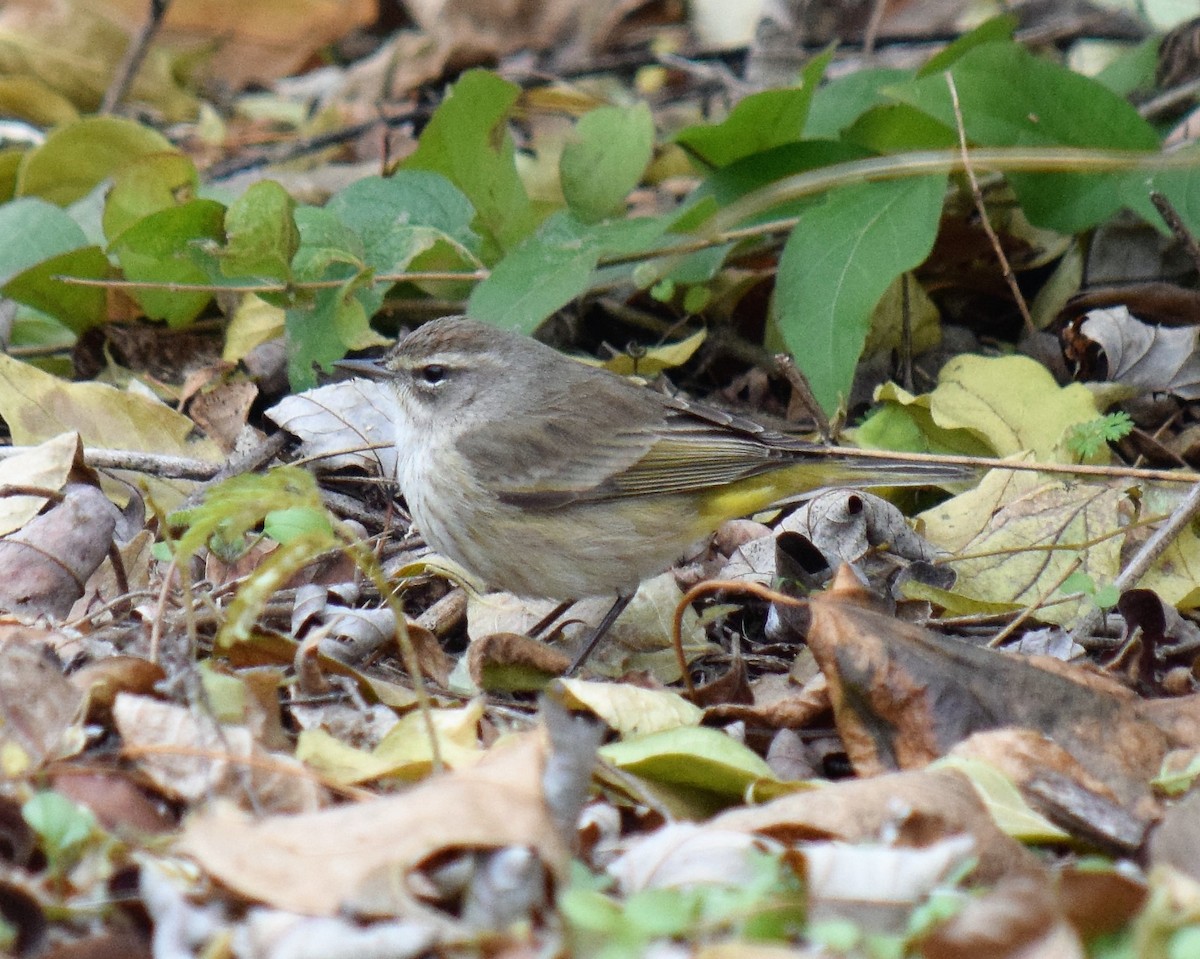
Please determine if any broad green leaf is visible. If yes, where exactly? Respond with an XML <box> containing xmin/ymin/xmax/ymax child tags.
<box><xmin>0</xmin><ymin>197</ymin><xmax>89</xmax><ymax>284</ymax></box>
<box><xmin>16</xmin><ymin>116</ymin><xmax>174</xmax><ymax>205</ymax></box>
<box><xmin>0</xmin><ymin>197</ymin><xmax>106</xmax><ymax>332</ymax></box>
<box><xmin>841</xmin><ymin>103</ymin><xmax>957</xmax><ymax>153</ymax></box>
<box><xmin>916</xmin><ymin>14</ymin><xmax>1018</xmax><ymax>76</ymax></box>
<box><xmin>109</xmin><ymin>199</ymin><xmax>226</xmax><ymax>327</ymax></box>
<box><xmin>4</xmin><ymin>245</ymin><xmax>109</xmax><ymax>331</ymax></box>
<box><xmin>102</xmin><ymin>152</ymin><xmax>200</xmax><ymax>244</ymax></box>
<box><xmin>806</xmin><ymin>67</ymin><xmax>912</xmax><ymax>139</ymax></box>
<box><xmin>400</xmin><ymin>70</ymin><xmax>536</xmax><ymax>256</ymax></box>
<box><xmin>888</xmin><ymin>42</ymin><xmax>1160</xmax><ymax>232</ymax></box>
<box><xmin>0</xmin><ymin>147</ymin><xmax>24</xmax><ymax>202</ymax></box>
<box><xmin>1094</xmin><ymin>36</ymin><xmax>1161</xmax><ymax>96</ymax></box>
<box><xmin>286</xmin><ymin>207</ymin><xmax>370</xmax><ymax>389</ymax></box>
<box><xmin>677</xmin><ymin>49</ymin><xmax>833</xmax><ymax>168</ymax></box>
<box><xmin>284</xmin><ymin>174</ymin><xmax>477</xmax><ymax>387</ymax></box>
<box><xmin>22</xmin><ymin>792</ymin><xmax>95</xmax><ymax>864</ymax></box>
<box><xmin>220</xmin><ymin>180</ymin><xmax>298</xmax><ymax>283</ymax></box>
<box><xmin>468</xmin><ymin>212</ymin><xmax>667</xmax><ymax>332</ymax></box>
<box><xmin>324</xmin><ymin>172</ymin><xmax>479</xmax><ymax>268</ymax></box>
<box><xmin>1144</xmin><ymin>164</ymin><xmax>1200</xmax><ymax>243</ymax></box>
<box><xmin>561</xmin><ymin>103</ymin><xmax>655</xmax><ymax>222</ymax></box>
<box><xmin>286</xmin><ymin>281</ymin><xmax>370</xmax><ymax>390</ymax></box>
<box><xmin>772</xmin><ymin>174</ymin><xmax>946</xmax><ymax>414</ymax></box>
<box><xmin>600</xmin><ymin>726</ymin><xmax>776</xmax><ymax>799</ymax></box>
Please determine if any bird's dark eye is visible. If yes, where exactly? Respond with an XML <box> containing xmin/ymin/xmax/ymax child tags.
<box><xmin>417</xmin><ymin>363</ymin><xmax>448</xmax><ymax>386</ymax></box>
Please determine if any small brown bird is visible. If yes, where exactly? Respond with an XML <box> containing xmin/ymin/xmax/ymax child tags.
<box><xmin>339</xmin><ymin>316</ymin><xmax>962</xmax><ymax>672</ymax></box>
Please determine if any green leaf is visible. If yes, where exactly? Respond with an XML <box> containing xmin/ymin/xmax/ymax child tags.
<box><xmin>168</xmin><ymin>466</ymin><xmax>329</xmax><ymax>564</ymax></box>
<box><xmin>263</xmin><ymin>505</ymin><xmax>334</xmax><ymax>544</ymax></box>
<box><xmin>4</xmin><ymin>245</ymin><xmax>109</xmax><ymax>332</ymax></box>
<box><xmin>102</xmin><ymin>152</ymin><xmax>200</xmax><ymax>244</ymax></box>
<box><xmin>599</xmin><ymin>725</ymin><xmax>775</xmax><ymax>798</ymax></box>
<box><xmin>285</xmin><ymin>206</ymin><xmax>370</xmax><ymax>388</ymax></box>
<box><xmin>916</xmin><ymin>14</ymin><xmax>1017</xmax><ymax>76</ymax></box>
<box><xmin>220</xmin><ymin>180</ymin><xmax>299</xmax><ymax>283</ymax></box>
<box><xmin>22</xmin><ymin>791</ymin><xmax>95</xmax><ymax>872</ymax></box>
<box><xmin>1145</xmin><ymin>163</ymin><xmax>1200</xmax><ymax>242</ymax></box>
<box><xmin>0</xmin><ymin>197</ymin><xmax>90</xmax><ymax>283</ymax></box>
<box><xmin>468</xmin><ymin>212</ymin><xmax>667</xmax><ymax>332</ymax></box>
<box><xmin>772</xmin><ymin>174</ymin><xmax>947</xmax><ymax>414</ymax></box>
<box><xmin>324</xmin><ymin>172</ymin><xmax>479</xmax><ymax>270</ymax></box>
<box><xmin>400</xmin><ymin>70</ymin><xmax>536</xmax><ymax>256</ymax></box>
<box><xmin>16</xmin><ymin>116</ymin><xmax>175</xmax><ymax>205</ymax></box>
<box><xmin>806</xmin><ymin>67</ymin><xmax>912</xmax><ymax>139</ymax></box>
<box><xmin>109</xmin><ymin>198</ymin><xmax>226</xmax><ymax>326</ymax></box>
<box><xmin>887</xmin><ymin>42</ymin><xmax>1160</xmax><ymax>232</ymax></box>
<box><xmin>677</xmin><ymin>48</ymin><xmax>833</xmax><ymax>168</ymax></box>
<box><xmin>561</xmin><ymin>103</ymin><xmax>655</xmax><ymax>222</ymax></box>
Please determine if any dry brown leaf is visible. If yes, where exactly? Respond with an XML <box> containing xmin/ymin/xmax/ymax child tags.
<box><xmin>113</xmin><ymin>693</ymin><xmax>322</xmax><ymax>813</ymax></box>
<box><xmin>0</xmin><ymin>628</ymin><xmax>84</xmax><ymax>772</ymax></box>
<box><xmin>187</xmin><ymin>379</ymin><xmax>258</xmax><ymax>454</ymax></box>
<box><xmin>404</xmin><ymin>0</ymin><xmax>630</xmax><ymax>61</ymax></box>
<box><xmin>1074</xmin><ymin>305</ymin><xmax>1200</xmax><ymax>399</ymax></box>
<box><xmin>178</xmin><ymin>731</ymin><xmax>569</xmax><ymax>923</ymax></box>
<box><xmin>1148</xmin><ymin>788</ymin><xmax>1200</xmax><ymax>882</ymax></box>
<box><xmin>705</xmin><ymin>671</ymin><xmax>830</xmax><ymax>730</ymax></box>
<box><xmin>69</xmin><ymin>655</ymin><xmax>165</xmax><ymax>723</ymax></box>
<box><xmin>805</xmin><ymin>569</ymin><xmax>1175</xmax><ymax>812</ymax></box>
<box><xmin>711</xmin><ymin>767</ymin><xmax>1042</xmax><ymax>886</ymax></box>
<box><xmin>50</xmin><ymin>771</ymin><xmax>175</xmax><ymax>835</ymax></box>
<box><xmin>0</xmin><ymin>431</ymin><xmax>77</xmax><ymax>537</ymax></box>
<box><xmin>468</xmin><ymin>631</ymin><xmax>571</xmax><ymax>689</ymax></box>
<box><xmin>101</xmin><ymin>0</ymin><xmax>375</xmax><ymax>89</ymax></box>
<box><xmin>0</xmin><ymin>484</ymin><xmax>120</xmax><ymax>618</ymax></box>
<box><xmin>918</xmin><ymin>876</ymin><xmax>1084</xmax><ymax>959</ymax></box>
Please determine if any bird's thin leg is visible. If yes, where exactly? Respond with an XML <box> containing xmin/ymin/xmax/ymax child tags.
<box><xmin>529</xmin><ymin>599</ymin><xmax>575</xmax><ymax>638</ymax></box>
<box><xmin>564</xmin><ymin>592</ymin><xmax>634</xmax><ymax>677</ymax></box>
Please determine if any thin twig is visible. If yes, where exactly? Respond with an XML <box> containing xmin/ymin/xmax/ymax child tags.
<box><xmin>1069</xmin><ymin>478</ymin><xmax>1200</xmax><ymax>644</ymax></box>
<box><xmin>986</xmin><ymin>555</ymin><xmax>1083</xmax><ymax>648</ymax></box>
<box><xmin>775</xmin><ymin>353</ymin><xmax>832</xmax><ymax>442</ymax></box>
<box><xmin>1150</xmin><ymin>190</ymin><xmax>1200</xmax><ymax>275</ymax></box>
<box><xmin>0</xmin><ymin>446</ymin><xmax>221</xmax><ymax>480</ymax></box>
<box><xmin>101</xmin><ymin>0</ymin><xmax>171</xmax><ymax>114</ymax></box>
<box><xmin>945</xmin><ymin>72</ymin><xmax>1035</xmax><ymax>334</ymax></box>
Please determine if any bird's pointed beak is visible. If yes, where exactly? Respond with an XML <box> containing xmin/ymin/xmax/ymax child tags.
<box><xmin>333</xmin><ymin>356</ymin><xmax>390</xmax><ymax>381</ymax></box>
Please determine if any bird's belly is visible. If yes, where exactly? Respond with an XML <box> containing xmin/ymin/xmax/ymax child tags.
<box><xmin>405</xmin><ymin>465</ymin><xmax>700</xmax><ymax>599</ymax></box>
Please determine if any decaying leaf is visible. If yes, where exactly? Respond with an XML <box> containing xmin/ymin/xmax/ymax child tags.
<box><xmin>804</xmin><ymin>570</ymin><xmax>1195</xmax><ymax>820</ymax></box>
<box><xmin>1072</xmin><ymin>305</ymin><xmax>1200</xmax><ymax>399</ymax></box>
<box><xmin>0</xmin><ymin>628</ymin><xmax>84</xmax><ymax>773</ymax></box>
<box><xmin>0</xmin><ymin>431</ymin><xmax>78</xmax><ymax>536</ymax></box>
<box><xmin>0</xmin><ymin>482</ymin><xmax>121</xmax><ymax>617</ymax></box>
<box><xmin>918</xmin><ymin>468</ymin><xmax>1127</xmax><ymax>625</ymax></box>
<box><xmin>713</xmin><ymin>767</ymin><xmax>1041</xmax><ymax>886</ymax></box>
<box><xmin>179</xmin><ymin>731</ymin><xmax>569</xmax><ymax>923</ymax></box>
<box><xmin>114</xmin><ymin>693</ymin><xmax>322</xmax><ymax>812</ymax></box>
<box><xmin>266</xmin><ymin>380</ymin><xmax>397</xmax><ymax>477</ymax></box>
